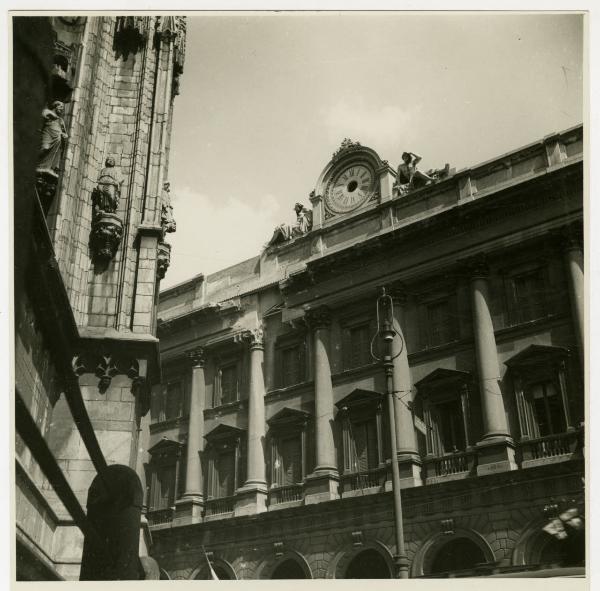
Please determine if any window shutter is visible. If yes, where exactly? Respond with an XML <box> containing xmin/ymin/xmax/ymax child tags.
<box><xmin>214</xmin><ymin>369</ymin><xmax>222</xmax><ymax>407</ymax></box>
<box><xmin>342</xmin><ymin>327</ymin><xmax>352</xmax><ymax>370</ymax></box>
<box><xmin>281</xmin><ymin>436</ymin><xmax>302</xmax><ymax>485</ymax></box>
<box><xmin>165</xmin><ymin>382</ymin><xmax>181</xmax><ymax>420</ymax></box>
<box><xmin>354</xmin><ymin>422</ymin><xmax>368</xmax><ymax>472</ymax></box>
<box><xmin>217</xmin><ymin>450</ymin><xmax>235</xmax><ymax>497</ymax></box>
<box><xmin>367</xmin><ymin>419</ymin><xmax>378</xmax><ymax>469</ymax></box>
<box><xmin>150</xmin><ymin>389</ymin><xmax>161</xmax><ymax>423</ymax></box>
<box><xmin>156</xmin><ymin>465</ymin><xmax>176</xmax><ymax>509</ymax></box>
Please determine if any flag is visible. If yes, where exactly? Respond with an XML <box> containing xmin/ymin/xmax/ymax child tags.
<box><xmin>201</xmin><ymin>545</ymin><xmax>219</xmax><ymax>580</ymax></box>
<box><xmin>543</xmin><ymin>518</ymin><xmax>567</xmax><ymax>539</ymax></box>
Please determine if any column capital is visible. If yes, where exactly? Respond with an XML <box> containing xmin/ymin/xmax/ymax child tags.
<box><xmin>461</xmin><ymin>254</ymin><xmax>490</xmax><ymax>279</ymax></box>
<box><xmin>305</xmin><ymin>305</ymin><xmax>332</xmax><ymax>330</ymax></box>
<box><xmin>242</xmin><ymin>328</ymin><xmax>264</xmax><ymax>350</ymax></box>
<box><xmin>187</xmin><ymin>347</ymin><xmax>206</xmax><ymax>368</ymax></box>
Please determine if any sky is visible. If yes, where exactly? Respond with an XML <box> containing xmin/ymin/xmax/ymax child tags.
<box><xmin>163</xmin><ymin>12</ymin><xmax>584</xmax><ymax>289</ymax></box>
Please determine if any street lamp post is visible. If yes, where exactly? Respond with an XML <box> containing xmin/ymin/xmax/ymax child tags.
<box><xmin>375</xmin><ymin>288</ymin><xmax>410</xmax><ymax>579</ymax></box>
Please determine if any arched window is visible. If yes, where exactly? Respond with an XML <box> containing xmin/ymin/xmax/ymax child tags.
<box><xmin>271</xmin><ymin>559</ymin><xmax>307</xmax><ymax>579</ymax></box>
<box><xmin>344</xmin><ymin>549</ymin><xmax>392</xmax><ymax>579</ymax></box>
<box><xmin>539</xmin><ymin>533</ymin><xmax>585</xmax><ymax>567</ymax></box>
<box><xmin>428</xmin><ymin>537</ymin><xmax>486</xmax><ymax>575</ymax></box>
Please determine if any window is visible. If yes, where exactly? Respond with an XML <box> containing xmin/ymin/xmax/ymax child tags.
<box><xmin>220</xmin><ymin>364</ymin><xmax>238</xmax><ymax>404</ymax></box>
<box><xmin>426</xmin><ymin>300</ymin><xmax>454</xmax><ymax>347</ymax></box>
<box><xmin>349</xmin><ymin>324</ymin><xmax>371</xmax><ymax>367</ymax></box>
<box><xmin>414</xmin><ymin>369</ymin><xmax>473</xmax><ymax>457</ymax></box>
<box><xmin>275</xmin><ymin>335</ymin><xmax>307</xmax><ymax>389</ymax></box>
<box><xmin>530</xmin><ymin>381</ymin><xmax>566</xmax><ymax>436</ymax></box>
<box><xmin>146</xmin><ymin>438</ymin><xmax>184</xmax><ymax>514</ymax></box>
<box><xmin>214</xmin><ymin>449</ymin><xmax>236</xmax><ymax>497</ymax></box>
<box><xmin>512</xmin><ymin>270</ymin><xmax>547</xmax><ymax>323</ymax></box>
<box><xmin>351</xmin><ymin>418</ymin><xmax>379</xmax><ymax>472</ymax></box>
<box><xmin>204</xmin><ymin>424</ymin><xmax>246</xmax><ymax>500</ymax></box>
<box><xmin>267</xmin><ymin>408</ymin><xmax>310</xmax><ymax>486</ymax></box>
<box><xmin>165</xmin><ymin>381</ymin><xmax>183</xmax><ymax>421</ymax></box>
<box><xmin>281</xmin><ymin>345</ymin><xmax>304</xmax><ymax>388</ymax></box>
<box><xmin>151</xmin><ymin>378</ymin><xmax>188</xmax><ymax>424</ymax></box>
<box><xmin>153</xmin><ymin>464</ymin><xmax>176</xmax><ymax>510</ymax></box>
<box><xmin>342</xmin><ymin>318</ymin><xmax>375</xmax><ymax>370</ymax></box>
<box><xmin>214</xmin><ymin>360</ymin><xmax>241</xmax><ymax>407</ymax></box>
<box><xmin>336</xmin><ymin>389</ymin><xmax>385</xmax><ymax>475</ymax></box>
<box><xmin>274</xmin><ymin>435</ymin><xmax>303</xmax><ymax>485</ymax></box>
<box><xmin>505</xmin><ymin>345</ymin><xmax>575</xmax><ymax>440</ymax></box>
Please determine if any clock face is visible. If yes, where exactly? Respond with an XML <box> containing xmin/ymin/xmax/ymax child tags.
<box><xmin>325</xmin><ymin>164</ymin><xmax>375</xmax><ymax>214</ymax></box>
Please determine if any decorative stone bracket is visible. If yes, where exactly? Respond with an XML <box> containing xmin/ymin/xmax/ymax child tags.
<box><xmin>90</xmin><ymin>212</ymin><xmax>123</xmax><ymax>266</ymax></box>
<box><xmin>72</xmin><ymin>353</ymin><xmax>149</xmax><ymax>408</ymax></box>
<box><xmin>157</xmin><ymin>241</ymin><xmax>172</xmax><ymax>280</ymax></box>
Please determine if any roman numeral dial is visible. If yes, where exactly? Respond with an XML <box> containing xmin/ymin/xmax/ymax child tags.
<box><xmin>325</xmin><ymin>164</ymin><xmax>375</xmax><ymax>214</ymax></box>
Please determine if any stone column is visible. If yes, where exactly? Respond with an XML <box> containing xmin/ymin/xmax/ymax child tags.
<box><xmin>468</xmin><ymin>257</ymin><xmax>517</xmax><ymax>475</ymax></box>
<box><xmin>562</xmin><ymin>229</ymin><xmax>584</xmax><ymax>359</ymax></box>
<box><xmin>390</xmin><ymin>291</ymin><xmax>422</xmax><ymax>488</ymax></box>
<box><xmin>175</xmin><ymin>348</ymin><xmax>206</xmax><ymax>524</ymax></box>
<box><xmin>304</xmin><ymin>306</ymin><xmax>339</xmax><ymax>503</ymax></box>
<box><xmin>235</xmin><ymin>329</ymin><xmax>268</xmax><ymax>516</ymax></box>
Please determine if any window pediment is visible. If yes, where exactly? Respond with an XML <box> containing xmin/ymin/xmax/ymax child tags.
<box><xmin>148</xmin><ymin>436</ymin><xmax>183</xmax><ymax>456</ymax></box>
<box><xmin>267</xmin><ymin>407</ymin><xmax>310</xmax><ymax>429</ymax></box>
<box><xmin>504</xmin><ymin>344</ymin><xmax>569</xmax><ymax>369</ymax></box>
<box><xmin>414</xmin><ymin>368</ymin><xmax>471</xmax><ymax>392</ymax></box>
<box><xmin>336</xmin><ymin>388</ymin><xmax>383</xmax><ymax>411</ymax></box>
<box><xmin>204</xmin><ymin>423</ymin><xmax>246</xmax><ymax>443</ymax></box>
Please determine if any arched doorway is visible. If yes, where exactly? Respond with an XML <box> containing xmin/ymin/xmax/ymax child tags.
<box><xmin>345</xmin><ymin>549</ymin><xmax>392</xmax><ymax>579</ymax></box>
<box><xmin>271</xmin><ymin>559</ymin><xmax>307</xmax><ymax>579</ymax></box>
<box><xmin>539</xmin><ymin>533</ymin><xmax>585</xmax><ymax>567</ymax></box>
<box><xmin>193</xmin><ymin>560</ymin><xmax>236</xmax><ymax>580</ymax></box>
<box><xmin>429</xmin><ymin>537</ymin><xmax>486</xmax><ymax>575</ymax></box>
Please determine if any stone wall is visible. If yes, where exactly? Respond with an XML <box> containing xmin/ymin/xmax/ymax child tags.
<box><xmin>152</xmin><ymin>463</ymin><xmax>583</xmax><ymax>579</ymax></box>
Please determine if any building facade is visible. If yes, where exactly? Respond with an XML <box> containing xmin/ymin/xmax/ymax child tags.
<box><xmin>14</xmin><ymin>16</ymin><xmax>186</xmax><ymax>580</ymax></box>
<box><xmin>150</xmin><ymin>128</ymin><xmax>584</xmax><ymax>579</ymax></box>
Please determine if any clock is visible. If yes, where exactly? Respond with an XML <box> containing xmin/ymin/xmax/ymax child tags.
<box><xmin>325</xmin><ymin>164</ymin><xmax>375</xmax><ymax>214</ymax></box>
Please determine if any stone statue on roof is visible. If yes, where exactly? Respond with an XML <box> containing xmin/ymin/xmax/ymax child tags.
<box><xmin>267</xmin><ymin>202</ymin><xmax>313</xmax><ymax>247</ymax></box>
<box><xmin>394</xmin><ymin>150</ymin><xmax>451</xmax><ymax>196</ymax></box>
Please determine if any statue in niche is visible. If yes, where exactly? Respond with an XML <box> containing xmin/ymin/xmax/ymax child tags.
<box><xmin>37</xmin><ymin>101</ymin><xmax>68</xmax><ymax>177</ymax></box>
<box><xmin>92</xmin><ymin>157</ymin><xmax>124</xmax><ymax>216</ymax></box>
<box><xmin>160</xmin><ymin>181</ymin><xmax>177</xmax><ymax>237</ymax></box>
<box><xmin>394</xmin><ymin>150</ymin><xmax>451</xmax><ymax>196</ymax></box>
<box><xmin>267</xmin><ymin>202</ymin><xmax>313</xmax><ymax>246</ymax></box>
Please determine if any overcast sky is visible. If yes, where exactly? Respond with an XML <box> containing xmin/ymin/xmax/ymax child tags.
<box><xmin>163</xmin><ymin>12</ymin><xmax>583</xmax><ymax>289</ymax></box>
